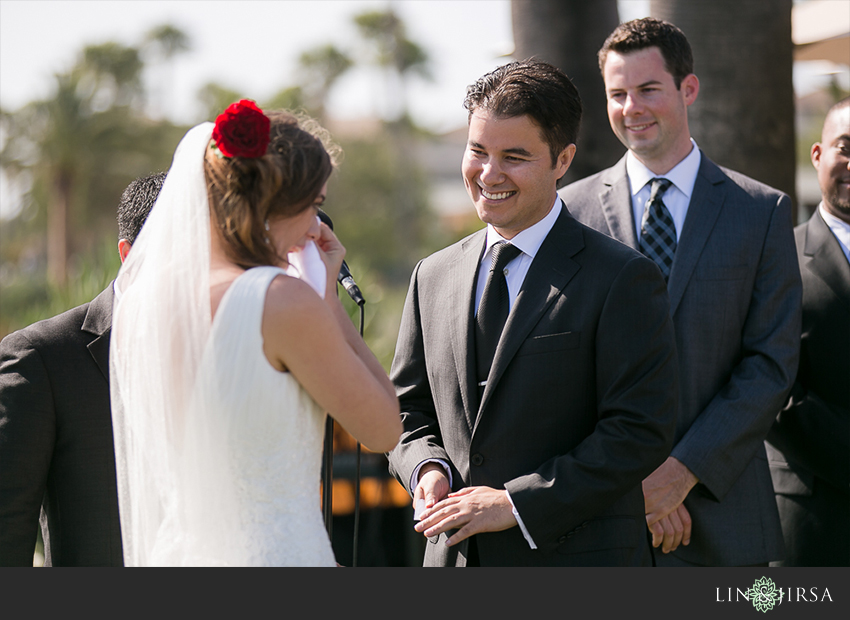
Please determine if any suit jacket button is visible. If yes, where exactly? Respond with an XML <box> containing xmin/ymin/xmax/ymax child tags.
<box><xmin>558</xmin><ymin>535</ymin><xmax>568</xmax><ymax>544</ymax></box>
<box><xmin>471</xmin><ymin>454</ymin><xmax>484</xmax><ymax>466</ymax></box>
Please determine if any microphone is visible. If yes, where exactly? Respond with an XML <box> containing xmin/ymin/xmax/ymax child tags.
<box><xmin>317</xmin><ymin>209</ymin><xmax>365</xmax><ymax>306</ymax></box>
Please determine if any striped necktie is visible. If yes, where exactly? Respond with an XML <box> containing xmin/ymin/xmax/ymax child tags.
<box><xmin>639</xmin><ymin>177</ymin><xmax>676</xmax><ymax>281</ymax></box>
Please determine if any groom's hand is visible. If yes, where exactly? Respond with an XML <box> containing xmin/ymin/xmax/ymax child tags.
<box><xmin>414</xmin><ymin>486</ymin><xmax>517</xmax><ymax>546</ymax></box>
<box><xmin>413</xmin><ymin>463</ymin><xmax>451</xmax><ymax>509</ymax></box>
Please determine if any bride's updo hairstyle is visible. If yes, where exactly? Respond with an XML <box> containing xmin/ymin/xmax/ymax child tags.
<box><xmin>204</xmin><ymin>105</ymin><xmax>340</xmax><ymax>268</ymax></box>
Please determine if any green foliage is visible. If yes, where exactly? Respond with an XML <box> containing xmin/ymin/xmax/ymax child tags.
<box><xmin>1</xmin><ymin>38</ymin><xmax>187</xmax><ymax>288</ymax></box>
<box><xmin>325</xmin><ymin>130</ymin><xmax>451</xmax><ymax>287</ymax></box>
<box><xmin>353</xmin><ymin>9</ymin><xmax>430</xmax><ymax>79</ymax></box>
<box><xmin>262</xmin><ymin>87</ymin><xmax>308</xmax><ymax>115</ymax></box>
<box><xmin>0</xmin><ymin>236</ymin><xmax>120</xmax><ymax>339</ymax></box>
<box><xmin>0</xmin><ymin>13</ymin><xmax>448</xmax><ymax>359</ymax></box>
<box><xmin>298</xmin><ymin>45</ymin><xmax>354</xmax><ymax>119</ymax></box>
<box><xmin>338</xmin><ymin>268</ymin><xmax>407</xmax><ymax>371</ymax></box>
<box><xmin>197</xmin><ymin>82</ymin><xmax>246</xmax><ymax>122</ymax></box>
<box><xmin>81</xmin><ymin>42</ymin><xmax>144</xmax><ymax>107</ymax></box>
<box><xmin>143</xmin><ymin>24</ymin><xmax>192</xmax><ymax>60</ymax></box>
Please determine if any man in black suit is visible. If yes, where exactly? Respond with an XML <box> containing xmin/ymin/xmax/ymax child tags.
<box><xmin>561</xmin><ymin>18</ymin><xmax>801</xmax><ymax>566</ymax></box>
<box><xmin>0</xmin><ymin>173</ymin><xmax>164</xmax><ymax>566</ymax></box>
<box><xmin>386</xmin><ymin>60</ymin><xmax>678</xmax><ymax>566</ymax></box>
<box><xmin>766</xmin><ymin>97</ymin><xmax>850</xmax><ymax>567</ymax></box>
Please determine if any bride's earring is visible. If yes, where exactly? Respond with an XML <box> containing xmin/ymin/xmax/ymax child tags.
<box><xmin>264</xmin><ymin>219</ymin><xmax>271</xmax><ymax>243</ymax></box>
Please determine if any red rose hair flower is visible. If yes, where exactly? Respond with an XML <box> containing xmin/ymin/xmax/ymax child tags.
<box><xmin>211</xmin><ymin>99</ymin><xmax>271</xmax><ymax>158</ymax></box>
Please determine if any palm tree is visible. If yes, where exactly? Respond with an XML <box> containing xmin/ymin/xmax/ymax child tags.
<box><xmin>297</xmin><ymin>44</ymin><xmax>354</xmax><ymax>120</ymax></box>
<box><xmin>353</xmin><ymin>8</ymin><xmax>430</xmax><ymax>122</ymax></box>
<box><xmin>511</xmin><ymin>0</ymin><xmax>624</xmax><ymax>182</ymax></box>
<box><xmin>352</xmin><ymin>8</ymin><xmax>433</xmax><ymax>272</ymax></box>
<box><xmin>1</xmin><ymin>42</ymin><xmax>173</xmax><ymax>285</ymax></box>
<box><xmin>143</xmin><ymin>24</ymin><xmax>192</xmax><ymax>118</ymax></box>
<box><xmin>650</xmin><ymin>0</ymin><xmax>797</xmax><ymax>215</ymax></box>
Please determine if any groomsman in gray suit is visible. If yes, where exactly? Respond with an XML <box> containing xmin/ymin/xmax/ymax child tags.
<box><xmin>561</xmin><ymin>18</ymin><xmax>801</xmax><ymax>566</ymax></box>
<box><xmin>766</xmin><ymin>97</ymin><xmax>850</xmax><ymax>567</ymax></box>
<box><xmin>388</xmin><ymin>59</ymin><xmax>678</xmax><ymax>567</ymax></box>
<box><xmin>0</xmin><ymin>173</ymin><xmax>164</xmax><ymax>566</ymax></box>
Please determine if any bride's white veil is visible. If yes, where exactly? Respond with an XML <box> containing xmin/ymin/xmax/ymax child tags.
<box><xmin>110</xmin><ymin>122</ymin><xmax>249</xmax><ymax>565</ymax></box>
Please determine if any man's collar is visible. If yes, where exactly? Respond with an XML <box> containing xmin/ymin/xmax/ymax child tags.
<box><xmin>818</xmin><ymin>202</ymin><xmax>850</xmax><ymax>258</ymax></box>
<box><xmin>485</xmin><ymin>196</ymin><xmax>561</xmax><ymax>259</ymax></box>
<box><xmin>626</xmin><ymin>138</ymin><xmax>701</xmax><ymax>198</ymax></box>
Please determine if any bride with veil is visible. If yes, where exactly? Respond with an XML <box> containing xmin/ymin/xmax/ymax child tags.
<box><xmin>109</xmin><ymin>100</ymin><xmax>401</xmax><ymax>566</ymax></box>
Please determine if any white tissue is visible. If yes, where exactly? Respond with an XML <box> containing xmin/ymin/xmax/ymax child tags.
<box><xmin>413</xmin><ymin>499</ymin><xmax>426</xmax><ymax>521</ymax></box>
<box><xmin>286</xmin><ymin>239</ymin><xmax>326</xmax><ymax>299</ymax></box>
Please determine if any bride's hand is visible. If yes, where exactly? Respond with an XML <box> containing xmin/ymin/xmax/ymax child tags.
<box><xmin>314</xmin><ymin>219</ymin><xmax>345</xmax><ymax>298</ymax></box>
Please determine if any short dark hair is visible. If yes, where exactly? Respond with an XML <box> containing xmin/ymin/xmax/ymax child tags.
<box><xmin>463</xmin><ymin>59</ymin><xmax>582</xmax><ymax>167</ymax></box>
<box><xmin>117</xmin><ymin>172</ymin><xmax>166</xmax><ymax>243</ymax></box>
<box><xmin>598</xmin><ymin>18</ymin><xmax>694</xmax><ymax>89</ymax></box>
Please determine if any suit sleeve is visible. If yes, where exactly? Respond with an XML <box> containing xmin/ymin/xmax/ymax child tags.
<box><xmin>505</xmin><ymin>255</ymin><xmax>678</xmax><ymax>548</ymax></box>
<box><xmin>0</xmin><ymin>332</ymin><xmax>56</xmax><ymax>566</ymax></box>
<box><xmin>386</xmin><ymin>261</ymin><xmax>454</xmax><ymax>493</ymax></box>
<box><xmin>768</xmin><ymin>384</ymin><xmax>850</xmax><ymax>491</ymax></box>
<box><xmin>673</xmin><ymin>193</ymin><xmax>802</xmax><ymax>501</ymax></box>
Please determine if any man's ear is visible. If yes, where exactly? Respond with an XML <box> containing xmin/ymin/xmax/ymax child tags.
<box><xmin>557</xmin><ymin>143</ymin><xmax>577</xmax><ymax>177</ymax></box>
<box><xmin>681</xmin><ymin>74</ymin><xmax>699</xmax><ymax>107</ymax></box>
<box><xmin>118</xmin><ymin>239</ymin><xmax>132</xmax><ymax>263</ymax></box>
<box><xmin>811</xmin><ymin>142</ymin><xmax>822</xmax><ymax>170</ymax></box>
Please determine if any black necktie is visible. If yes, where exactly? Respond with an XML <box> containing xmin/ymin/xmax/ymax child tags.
<box><xmin>475</xmin><ymin>242</ymin><xmax>522</xmax><ymax>386</ymax></box>
<box><xmin>638</xmin><ymin>178</ymin><xmax>676</xmax><ymax>281</ymax></box>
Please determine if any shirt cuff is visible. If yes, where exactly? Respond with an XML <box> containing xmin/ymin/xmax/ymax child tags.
<box><xmin>410</xmin><ymin>459</ymin><xmax>453</xmax><ymax>493</ymax></box>
<box><xmin>505</xmin><ymin>489</ymin><xmax>537</xmax><ymax>549</ymax></box>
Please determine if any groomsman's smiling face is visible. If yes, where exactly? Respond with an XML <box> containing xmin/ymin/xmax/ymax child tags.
<box><xmin>603</xmin><ymin>46</ymin><xmax>698</xmax><ymax>174</ymax></box>
<box><xmin>462</xmin><ymin>110</ymin><xmax>575</xmax><ymax>240</ymax></box>
<box><xmin>812</xmin><ymin>103</ymin><xmax>850</xmax><ymax>222</ymax></box>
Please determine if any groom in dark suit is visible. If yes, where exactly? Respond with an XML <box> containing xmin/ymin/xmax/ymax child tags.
<box><xmin>560</xmin><ymin>18</ymin><xmax>801</xmax><ymax>566</ymax></box>
<box><xmin>0</xmin><ymin>173</ymin><xmax>164</xmax><ymax>566</ymax></box>
<box><xmin>766</xmin><ymin>97</ymin><xmax>850</xmax><ymax>566</ymax></box>
<box><xmin>387</xmin><ymin>60</ymin><xmax>678</xmax><ymax>566</ymax></box>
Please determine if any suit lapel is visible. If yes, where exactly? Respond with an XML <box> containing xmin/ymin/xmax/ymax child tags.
<box><xmin>82</xmin><ymin>283</ymin><xmax>115</xmax><ymax>381</ymax></box>
<box><xmin>599</xmin><ymin>157</ymin><xmax>638</xmax><ymax>249</ymax></box>
<box><xmin>667</xmin><ymin>155</ymin><xmax>726</xmax><ymax>317</ymax></box>
<box><xmin>476</xmin><ymin>208</ymin><xmax>583</xmax><ymax>423</ymax></box>
<box><xmin>448</xmin><ymin>231</ymin><xmax>488</xmax><ymax>433</ymax></box>
<box><xmin>804</xmin><ymin>210</ymin><xmax>850</xmax><ymax>313</ymax></box>
<box><xmin>588</xmin><ymin>157</ymin><xmax>638</xmax><ymax>249</ymax></box>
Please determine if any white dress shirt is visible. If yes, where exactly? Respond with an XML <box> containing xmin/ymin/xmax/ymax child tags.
<box><xmin>474</xmin><ymin>195</ymin><xmax>563</xmax><ymax>312</ymax></box>
<box><xmin>627</xmin><ymin>139</ymin><xmax>701</xmax><ymax>242</ymax></box>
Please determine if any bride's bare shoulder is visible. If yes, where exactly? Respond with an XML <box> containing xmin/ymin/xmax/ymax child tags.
<box><xmin>264</xmin><ymin>273</ymin><xmax>328</xmax><ymax>322</ymax></box>
<box><xmin>262</xmin><ymin>273</ymin><xmax>333</xmax><ymax>371</ymax></box>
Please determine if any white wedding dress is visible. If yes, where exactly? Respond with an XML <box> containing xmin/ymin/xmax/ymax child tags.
<box><xmin>110</xmin><ymin>122</ymin><xmax>337</xmax><ymax>566</ymax></box>
<box><xmin>191</xmin><ymin>266</ymin><xmax>336</xmax><ymax>566</ymax></box>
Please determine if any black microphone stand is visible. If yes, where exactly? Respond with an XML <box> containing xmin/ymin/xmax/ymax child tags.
<box><xmin>319</xmin><ymin>209</ymin><xmax>366</xmax><ymax>566</ymax></box>
<box><xmin>323</xmin><ymin>286</ymin><xmax>365</xmax><ymax>566</ymax></box>
<box><xmin>353</xmin><ymin>304</ymin><xmax>364</xmax><ymax>567</ymax></box>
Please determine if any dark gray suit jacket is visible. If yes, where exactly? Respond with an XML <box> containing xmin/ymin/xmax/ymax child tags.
<box><xmin>387</xmin><ymin>206</ymin><xmax>678</xmax><ymax>566</ymax></box>
<box><xmin>0</xmin><ymin>284</ymin><xmax>123</xmax><ymax>566</ymax></box>
<box><xmin>561</xmin><ymin>153</ymin><xmax>802</xmax><ymax>565</ymax></box>
<box><xmin>766</xmin><ymin>208</ymin><xmax>849</xmax><ymax>566</ymax></box>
